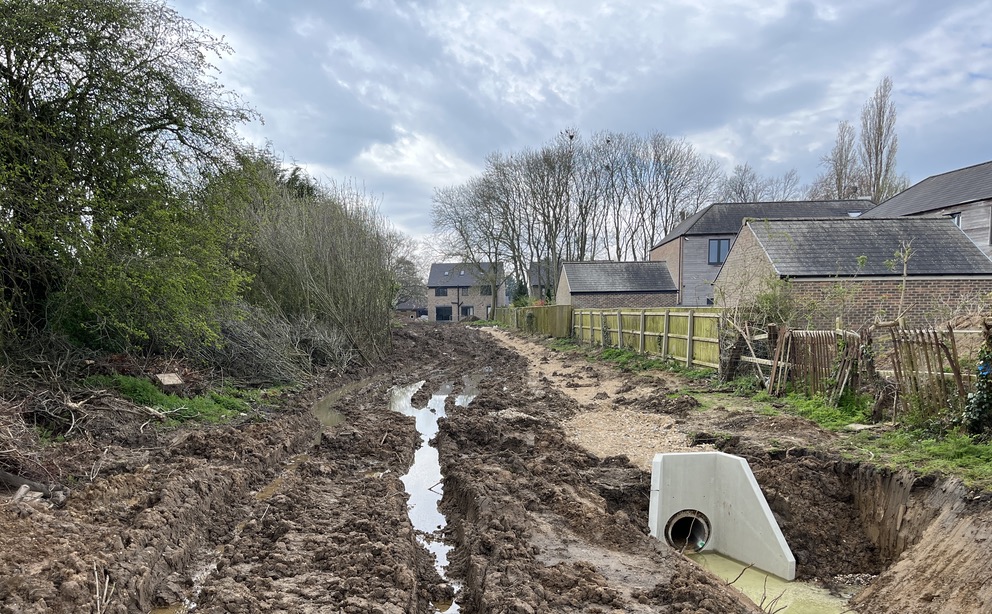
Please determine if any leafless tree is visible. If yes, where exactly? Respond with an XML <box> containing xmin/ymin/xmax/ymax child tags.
<box><xmin>719</xmin><ymin>162</ymin><xmax>772</xmax><ymax>202</ymax></box>
<box><xmin>859</xmin><ymin>76</ymin><xmax>907</xmax><ymax>203</ymax></box>
<box><xmin>810</xmin><ymin>120</ymin><xmax>863</xmax><ymax>200</ymax></box>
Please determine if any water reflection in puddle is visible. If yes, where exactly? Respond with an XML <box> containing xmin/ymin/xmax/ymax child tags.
<box><xmin>390</xmin><ymin>378</ymin><xmax>472</xmax><ymax>612</ymax></box>
<box><xmin>689</xmin><ymin>553</ymin><xmax>852</xmax><ymax>613</ymax></box>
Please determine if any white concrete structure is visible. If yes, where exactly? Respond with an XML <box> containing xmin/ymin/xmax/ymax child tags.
<box><xmin>649</xmin><ymin>451</ymin><xmax>796</xmax><ymax>580</ymax></box>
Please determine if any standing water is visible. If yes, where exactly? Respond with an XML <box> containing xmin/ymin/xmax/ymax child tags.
<box><xmin>689</xmin><ymin>553</ymin><xmax>853</xmax><ymax>613</ymax></box>
<box><xmin>391</xmin><ymin>376</ymin><xmax>479</xmax><ymax>613</ymax></box>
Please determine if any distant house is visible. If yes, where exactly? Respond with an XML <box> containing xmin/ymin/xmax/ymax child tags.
<box><xmin>556</xmin><ymin>261</ymin><xmax>678</xmax><ymax>309</ymax></box>
<box><xmin>648</xmin><ymin>200</ymin><xmax>873</xmax><ymax>306</ymax></box>
<box><xmin>394</xmin><ymin>301</ymin><xmax>427</xmax><ymax>320</ymax></box>
<box><xmin>527</xmin><ymin>261</ymin><xmax>556</xmax><ymax>300</ymax></box>
<box><xmin>862</xmin><ymin>160</ymin><xmax>992</xmax><ymax>258</ymax></box>
<box><xmin>713</xmin><ymin>217</ymin><xmax>992</xmax><ymax>329</ymax></box>
<box><xmin>426</xmin><ymin>262</ymin><xmax>507</xmax><ymax>322</ymax></box>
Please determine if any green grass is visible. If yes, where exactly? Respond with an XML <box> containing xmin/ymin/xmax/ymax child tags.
<box><xmin>778</xmin><ymin>391</ymin><xmax>870</xmax><ymax>430</ymax></box>
<box><xmin>465</xmin><ymin>319</ymin><xmax>502</xmax><ymax>328</ymax></box>
<box><xmin>548</xmin><ymin>338</ymin><xmax>581</xmax><ymax>352</ymax></box>
<box><xmin>84</xmin><ymin>374</ymin><xmax>249</xmax><ymax>424</ymax></box>
<box><xmin>848</xmin><ymin>429</ymin><xmax>992</xmax><ymax>487</ymax></box>
<box><xmin>595</xmin><ymin>347</ymin><xmax>670</xmax><ymax>372</ymax></box>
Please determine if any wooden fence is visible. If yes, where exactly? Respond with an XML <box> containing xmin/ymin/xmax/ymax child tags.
<box><xmin>494</xmin><ymin>305</ymin><xmax>572</xmax><ymax>338</ymax></box>
<box><xmin>733</xmin><ymin>320</ymin><xmax>991</xmax><ymax>413</ymax></box>
<box><xmin>573</xmin><ymin>308</ymin><xmax>722</xmax><ymax>370</ymax></box>
<box><xmin>495</xmin><ymin>306</ymin><xmax>722</xmax><ymax>370</ymax></box>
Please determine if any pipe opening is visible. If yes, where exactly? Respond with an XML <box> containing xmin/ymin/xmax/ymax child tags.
<box><xmin>665</xmin><ymin>509</ymin><xmax>711</xmax><ymax>553</ymax></box>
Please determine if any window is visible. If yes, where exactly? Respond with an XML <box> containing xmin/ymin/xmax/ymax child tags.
<box><xmin>462</xmin><ymin>287</ymin><xmax>471</xmax><ymax>296</ymax></box>
<box><xmin>708</xmin><ymin>238</ymin><xmax>730</xmax><ymax>265</ymax></box>
<box><xmin>461</xmin><ymin>305</ymin><xmax>474</xmax><ymax>317</ymax></box>
<box><xmin>435</xmin><ymin>306</ymin><xmax>452</xmax><ymax>321</ymax></box>
<box><xmin>435</xmin><ymin>287</ymin><xmax>448</xmax><ymax>297</ymax></box>
<box><xmin>480</xmin><ymin>285</ymin><xmax>493</xmax><ymax>296</ymax></box>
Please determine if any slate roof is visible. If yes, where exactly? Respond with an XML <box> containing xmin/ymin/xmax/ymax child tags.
<box><xmin>560</xmin><ymin>261</ymin><xmax>677</xmax><ymax>293</ymax></box>
<box><xmin>863</xmin><ymin>160</ymin><xmax>992</xmax><ymax>217</ymax></box>
<box><xmin>653</xmin><ymin>200</ymin><xmax>874</xmax><ymax>249</ymax></box>
<box><xmin>427</xmin><ymin>262</ymin><xmax>501</xmax><ymax>287</ymax></box>
<box><xmin>746</xmin><ymin>218</ymin><xmax>992</xmax><ymax>277</ymax></box>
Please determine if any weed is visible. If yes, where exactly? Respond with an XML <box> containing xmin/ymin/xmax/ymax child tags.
<box><xmin>595</xmin><ymin>348</ymin><xmax>670</xmax><ymax>372</ymax></box>
<box><xmin>779</xmin><ymin>390</ymin><xmax>870</xmax><ymax>430</ymax></box>
<box><xmin>851</xmin><ymin>430</ymin><xmax>992</xmax><ymax>488</ymax></box>
<box><xmin>549</xmin><ymin>338</ymin><xmax>580</xmax><ymax>352</ymax></box>
<box><xmin>84</xmin><ymin>374</ymin><xmax>246</xmax><ymax>424</ymax></box>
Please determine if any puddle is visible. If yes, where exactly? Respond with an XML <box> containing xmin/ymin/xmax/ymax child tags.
<box><xmin>689</xmin><ymin>553</ymin><xmax>853</xmax><ymax>613</ymax></box>
<box><xmin>390</xmin><ymin>380</ymin><xmax>463</xmax><ymax>612</ymax></box>
<box><xmin>310</xmin><ymin>381</ymin><xmax>366</xmax><ymax>444</ymax></box>
<box><xmin>455</xmin><ymin>373</ymin><xmax>481</xmax><ymax>407</ymax></box>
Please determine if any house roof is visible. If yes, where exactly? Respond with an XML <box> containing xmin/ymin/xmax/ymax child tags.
<box><xmin>560</xmin><ymin>261</ymin><xmax>677</xmax><ymax>293</ymax></box>
<box><xmin>427</xmin><ymin>262</ymin><xmax>501</xmax><ymax>287</ymax></box>
<box><xmin>746</xmin><ymin>217</ymin><xmax>992</xmax><ymax>277</ymax></box>
<box><xmin>653</xmin><ymin>200</ymin><xmax>874</xmax><ymax>249</ymax></box>
<box><xmin>863</xmin><ymin>160</ymin><xmax>992</xmax><ymax>217</ymax></box>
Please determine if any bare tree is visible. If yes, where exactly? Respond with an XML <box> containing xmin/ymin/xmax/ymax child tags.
<box><xmin>810</xmin><ymin>120</ymin><xmax>863</xmax><ymax>200</ymax></box>
<box><xmin>766</xmin><ymin>168</ymin><xmax>803</xmax><ymax>201</ymax></box>
<box><xmin>719</xmin><ymin>162</ymin><xmax>772</xmax><ymax>202</ymax></box>
<box><xmin>859</xmin><ymin>76</ymin><xmax>906</xmax><ymax>203</ymax></box>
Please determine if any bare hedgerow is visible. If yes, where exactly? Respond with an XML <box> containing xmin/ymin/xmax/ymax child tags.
<box><xmin>199</xmin><ymin>302</ymin><xmax>353</xmax><ymax>385</ymax></box>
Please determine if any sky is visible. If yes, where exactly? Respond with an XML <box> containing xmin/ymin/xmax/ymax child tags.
<box><xmin>170</xmin><ymin>0</ymin><xmax>992</xmax><ymax>241</ymax></box>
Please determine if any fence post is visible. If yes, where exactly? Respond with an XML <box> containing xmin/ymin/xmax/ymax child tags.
<box><xmin>662</xmin><ymin>309</ymin><xmax>671</xmax><ymax>358</ymax></box>
<box><xmin>639</xmin><ymin>310</ymin><xmax>646</xmax><ymax>354</ymax></box>
<box><xmin>686</xmin><ymin>309</ymin><xmax>695</xmax><ymax>368</ymax></box>
<box><xmin>617</xmin><ymin>309</ymin><xmax>623</xmax><ymax>349</ymax></box>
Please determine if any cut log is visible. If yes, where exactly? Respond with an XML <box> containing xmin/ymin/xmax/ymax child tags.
<box><xmin>0</xmin><ymin>468</ymin><xmax>52</xmax><ymax>498</ymax></box>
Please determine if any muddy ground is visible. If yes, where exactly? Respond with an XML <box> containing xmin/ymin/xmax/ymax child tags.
<box><xmin>0</xmin><ymin>323</ymin><xmax>984</xmax><ymax>612</ymax></box>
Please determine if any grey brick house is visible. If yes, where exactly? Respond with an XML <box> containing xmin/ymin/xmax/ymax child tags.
<box><xmin>863</xmin><ymin>160</ymin><xmax>992</xmax><ymax>258</ymax></box>
<box><xmin>713</xmin><ymin>217</ymin><xmax>992</xmax><ymax>329</ymax></box>
<box><xmin>426</xmin><ymin>262</ymin><xmax>507</xmax><ymax>322</ymax></box>
<box><xmin>556</xmin><ymin>261</ymin><xmax>678</xmax><ymax>309</ymax></box>
<box><xmin>648</xmin><ymin>200</ymin><xmax>873</xmax><ymax>306</ymax></box>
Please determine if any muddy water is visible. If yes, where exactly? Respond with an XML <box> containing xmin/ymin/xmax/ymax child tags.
<box><xmin>390</xmin><ymin>380</ymin><xmax>463</xmax><ymax>612</ymax></box>
<box><xmin>690</xmin><ymin>553</ymin><xmax>851</xmax><ymax>613</ymax></box>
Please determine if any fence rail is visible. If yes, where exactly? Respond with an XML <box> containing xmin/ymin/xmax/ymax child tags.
<box><xmin>495</xmin><ymin>305</ymin><xmax>721</xmax><ymax>370</ymax></box>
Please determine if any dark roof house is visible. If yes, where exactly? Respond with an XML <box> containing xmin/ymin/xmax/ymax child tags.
<box><xmin>426</xmin><ymin>262</ymin><xmax>507</xmax><ymax>322</ymax></box>
<box><xmin>649</xmin><ymin>200</ymin><xmax>874</xmax><ymax>306</ymax></box>
<box><xmin>556</xmin><ymin>261</ymin><xmax>678</xmax><ymax>309</ymax></box>
<box><xmin>863</xmin><ymin>160</ymin><xmax>992</xmax><ymax>259</ymax></box>
<box><xmin>714</xmin><ymin>217</ymin><xmax>992</xmax><ymax>328</ymax></box>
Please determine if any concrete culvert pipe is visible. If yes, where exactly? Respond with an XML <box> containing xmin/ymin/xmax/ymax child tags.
<box><xmin>665</xmin><ymin>509</ymin><xmax>711</xmax><ymax>552</ymax></box>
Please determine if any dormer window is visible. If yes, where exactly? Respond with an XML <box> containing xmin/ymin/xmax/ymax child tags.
<box><xmin>443</xmin><ymin>271</ymin><xmax>449</xmax><ymax>276</ymax></box>
<box><xmin>459</xmin><ymin>270</ymin><xmax>465</xmax><ymax>276</ymax></box>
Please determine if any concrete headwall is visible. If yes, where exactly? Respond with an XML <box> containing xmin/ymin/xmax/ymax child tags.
<box><xmin>649</xmin><ymin>451</ymin><xmax>796</xmax><ymax>580</ymax></box>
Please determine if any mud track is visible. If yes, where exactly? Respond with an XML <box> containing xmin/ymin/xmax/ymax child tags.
<box><xmin>2</xmin><ymin>323</ymin><xmax>988</xmax><ymax>612</ymax></box>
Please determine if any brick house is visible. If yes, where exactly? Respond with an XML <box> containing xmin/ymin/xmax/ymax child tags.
<box><xmin>648</xmin><ymin>200</ymin><xmax>873</xmax><ymax>306</ymax></box>
<box><xmin>556</xmin><ymin>261</ymin><xmax>678</xmax><ymax>309</ymax></box>
<box><xmin>426</xmin><ymin>262</ymin><xmax>507</xmax><ymax>322</ymax></box>
<box><xmin>713</xmin><ymin>217</ymin><xmax>992</xmax><ymax>329</ymax></box>
<box><xmin>862</xmin><ymin>160</ymin><xmax>992</xmax><ymax>258</ymax></box>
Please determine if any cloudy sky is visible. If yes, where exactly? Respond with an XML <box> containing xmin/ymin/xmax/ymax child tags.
<box><xmin>171</xmin><ymin>0</ymin><xmax>992</xmax><ymax>240</ymax></box>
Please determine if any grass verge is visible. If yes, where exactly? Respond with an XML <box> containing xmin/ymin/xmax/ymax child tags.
<box><xmin>83</xmin><ymin>374</ymin><xmax>250</xmax><ymax>424</ymax></box>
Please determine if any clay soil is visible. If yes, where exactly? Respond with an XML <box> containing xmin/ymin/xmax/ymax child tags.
<box><xmin>0</xmin><ymin>323</ymin><xmax>908</xmax><ymax>613</ymax></box>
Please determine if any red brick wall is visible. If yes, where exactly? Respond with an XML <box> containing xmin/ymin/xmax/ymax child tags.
<box><xmin>791</xmin><ymin>278</ymin><xmax>992</xmax><ymax>329</ymax></box>
<box><xmin>571</xmin><ymin>292</ymin><xmax>678</xmax><ymax>309</ymax></box>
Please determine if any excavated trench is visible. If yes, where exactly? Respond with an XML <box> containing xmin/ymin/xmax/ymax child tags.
<box><xmin>3</xmin><ymin>324</ymin><xmax>992</xmax><ymax>613</ymax></box>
